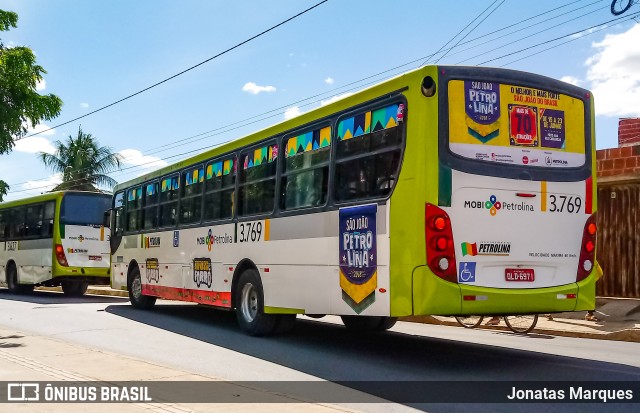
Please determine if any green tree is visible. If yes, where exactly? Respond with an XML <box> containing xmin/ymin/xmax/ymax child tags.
<box><xmin>40</xmin><ymin>126</ymin><xmax>122</xmax><ymax>191</ymax></box>
<box><xmin>0</xmin><ymin>9</ymin><xmax>63</xmax><ymax>201</ymax></box>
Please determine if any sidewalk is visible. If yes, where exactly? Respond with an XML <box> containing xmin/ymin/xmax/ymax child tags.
<box><xmin>37</xmin><ymin>286</ymin><xmax>640</xmax><ymax>342</ymax></box>
<box><xmin>403</xmin><ymin>297</ymin><xmax>640</xmax><ymax>343</ymax></box>
<box><xmin>0</xmin><ymin>325</ymin><xmax>360</xmax><ymax>412</ymax></box>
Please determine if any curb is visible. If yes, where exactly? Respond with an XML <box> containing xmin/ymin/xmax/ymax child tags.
<box><xmin>400</xmin><ymin>315</ymin><xmax>640</xmax><ymax>343</ymax></box>
<box><xmin>35</xmin><ymin>286</ymin><xmax>129</xmax><ymax>298</ymax></box>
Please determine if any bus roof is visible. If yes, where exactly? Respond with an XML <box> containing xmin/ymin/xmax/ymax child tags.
<box><xmin>0</xmin><ymin>190</ymin><xmax>111</xmax><ymax>210</ymax></box>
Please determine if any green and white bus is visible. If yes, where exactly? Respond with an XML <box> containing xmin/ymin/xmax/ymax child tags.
<box><xmin>0</xmin><ymin>191</ymin><xmax>112</xmax><ymax>296</ymax></box>
<box><xmin>108</xmin><ymin>65</ymin><xmax>598</xmax><ymax>335</ymax></box>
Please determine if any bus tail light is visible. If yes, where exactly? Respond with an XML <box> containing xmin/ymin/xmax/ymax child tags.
<box><xmin>55</xmin><ymin>244</ymin><xmax>69</xmax><ymax>267</ymax></box>
<box><xmin>425</xmin><ymin>203</ymin><xmax>457</xmax><ymax>283</ymax></box>
<box><xmin>576</xmin><ymin>214</ymin><xmax>596</xmax><ymax>282</ymax></box>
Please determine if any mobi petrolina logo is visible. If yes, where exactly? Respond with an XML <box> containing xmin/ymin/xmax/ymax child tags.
<box><xmin>197</xmin><ymin>229</ymin><xmax>214</xmax><ymax>251</ymax></box>
<box><xmin>464</xmin><ymin>194</ymin><xmax>534</xmax><ymax>216</ymax></box>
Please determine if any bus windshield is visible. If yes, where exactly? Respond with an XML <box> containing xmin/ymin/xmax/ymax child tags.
<box><xmin>447</xmin><ymin>79</ymin><xmax>587</xmax><ymax>170</ymax></box>
<box><xmin>60</xmin><ymin>193</ymin><xmax>111</xmax><ymax>226</ymax></box>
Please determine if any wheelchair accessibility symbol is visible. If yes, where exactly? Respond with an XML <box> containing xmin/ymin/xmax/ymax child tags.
<box><xmin>458</xmin><ymin>262</ymin><xmax>476</xmax><ymax>283</ymax></box>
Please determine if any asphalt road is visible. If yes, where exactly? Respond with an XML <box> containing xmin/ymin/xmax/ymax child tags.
<box><xmin>1</xmin><ymin>290</ymin><xmax>639</xmax><ymax>413</ymax></box>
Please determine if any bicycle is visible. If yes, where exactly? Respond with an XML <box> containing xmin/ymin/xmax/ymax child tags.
<box><xmin>503</xmin><ymin>314</ymin><xmax>539</xmax><ymax>334</ymax></box>
<box><xmin>454</xmin><ymin>315</ymin><xmax>484</xmax><ymax>328</ymax></box>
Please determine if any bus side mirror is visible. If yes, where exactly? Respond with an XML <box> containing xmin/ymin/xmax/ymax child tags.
<box><xmin>103</xmin><ymin>210</ymin><xmax>111</xmax><ymax>229</ymax></box>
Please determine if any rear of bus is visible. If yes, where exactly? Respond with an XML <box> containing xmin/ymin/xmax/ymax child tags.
<box><xmin>54</xmin><ymin>192</ymin><xmax>112</xmax><ymax>286</ymax></box>
<box><xmin>426</xmin><ymin>66</ymin><xmax>596</xmax><ymax>316</ymax></box>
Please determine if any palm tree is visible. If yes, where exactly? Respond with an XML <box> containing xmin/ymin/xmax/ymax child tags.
<box><xmin>39</xmin><ymin>126</ymin><xmax>122</xmax><ymax>191</ymax></box>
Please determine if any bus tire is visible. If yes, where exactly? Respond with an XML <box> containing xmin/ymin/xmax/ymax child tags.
<box><xmin>61</xmin><ymin>281</ymin><xmax>88</xmax><ymax>297</ymax></box>
<box><xmin>6</xmin><ymin>264</ymin><xmax>33</xmax><ymax>294</ymax></box>
<box><xmin>128</xmin><ymin>267</ymin><xmax>156</xmax><ymax>310</ymax></box>
<box><xmin>235</xmin><ymin>269</ymin><xmax>277</xmax><ymax>336</ymax></box>
<box><xmin>341</xmin><ymin>315</ymin><xmax>397</xmax><ymax>332</ymax></box>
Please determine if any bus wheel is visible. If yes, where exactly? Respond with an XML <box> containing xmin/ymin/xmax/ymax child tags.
<box><xmin>6</xmin><ymin>264</ymin><xmax>33</xmax><ymax>294</ymax></box>
<box><xmin>341</xmin><ymin>316</ymin><xmax>397</xmax><ymax>332</ymax></box>
<box><xmin>235</xmin><ymin>269</ymin><xmax>277</xmax><ymax>336</ymax></box>
<box><xmin>61</xmin><ymin>281</ymin><xmax>88</xmax><ymax>297</ymax></box>
<box><xmin>128</xmin><ymin>267</ymin><xmax>156</xmax><ymax>310</ymax></box>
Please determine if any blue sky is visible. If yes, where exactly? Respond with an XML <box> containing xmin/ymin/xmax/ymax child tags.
<box><xmin>2</xmin><ymin>0</ymin><xmax>639</xmax><ymax>201</ymax></box>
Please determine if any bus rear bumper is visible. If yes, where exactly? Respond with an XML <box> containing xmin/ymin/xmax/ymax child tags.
<box><xmin>409</xmin><ymin>266</ymin><xmax>598</xmax><ymax>316</ymax></box>
<box><xmin>50</xmin><ymin>266</ymin><xmax>111</xmax><ymax>285</ymax></box>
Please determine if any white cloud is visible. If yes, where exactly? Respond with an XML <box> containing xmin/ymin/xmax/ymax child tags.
<box><xmin>14</xmin><ymin>136</ymin><xmax>56</xmax><ymax>154</ymax></box>
<box><xmin>570</xmin><ymin>25</ymin><xmax>608</xmax><ymax>40</ymax></box>
<box><xmin>320</xmin><ymin>93</ymin><xmax>353</xmax><ymax>106</ymax></box>
<box><xmin>80</xmin><ymin>102</ymin><xmax>89</xmax><ymax>108</ymax></box>
<box><xmin>21</xmin><ymin>173</ymin><xmax>62</xmax><ymax>192</ymax></box>
<box><xmin>284</xmin><ymin>107</ymin><xmax>302</xmax><ymax>120</ymax></box>
<box><xmin>585</xmin><ymin>23</ymin><xmax>640</xmax><ymax>117</ymax></box>
<box><xmin>325</xmin><ymin>77</ymin><xmax>334</xmax><ymax>85</ymax></box>
<box><xmin>118</xmin><ymin>149</ymin><xmax>168</xmax><ymax>169</ymax></box>
<box><xmin>242</xmin><ymin>82</ymin><xmax>276</xmax><ymax>95</ymax></box>
<box><xmin>560</xmin><ymin>76</ymin><xmax>580</xmax><ymax>86</ymax></box>
<box><xmin>36</xmin><ymin>79</ymin><xmax>46</xmax><ymax>91</ymax></box>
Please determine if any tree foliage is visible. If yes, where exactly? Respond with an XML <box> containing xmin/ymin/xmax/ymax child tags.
<box><xmin>0</xmin><ymin>9</ymin><xmax>63</xmax><ymax>201</ymax></box>
<box><xmin>40</xmin><ymin>126</ymin><xmax>122</xmax><ymax>192</ymax></box>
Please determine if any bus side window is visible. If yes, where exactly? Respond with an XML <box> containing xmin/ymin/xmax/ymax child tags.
<box><xmin>143</xmin><ymin>182</ymin><xmax>159</xmax><ymax>230</ymax></box>
<box><xmin>180</xmin><ymin>166</ymin><xmax>204</xmax><ymax>225</ymax></box>
<box><xmin>0</xmin><ymin>211</ymin><xmax>6</xmax><ymax>241</ymax></box>
<box><xmin>113</xmin><ymin>192</ymin><xmax>125</xmax><ymax>236</ymax></box>
<box><xmin>43</xmin><ymin>201</ymin><xmax>55</xmax><ymax>237</ymax></box>
<box><xmin>281</xmin><ymin>126</ymin><xmax>330</xmax><ymax>210</ymax></box>
<box><xmin>159</xmin><ymin>176</ymin><xmax>179</xmax><ymax>227</ymax></box>
<box><xmin>204</xmin><ymin>158</ymin><xmax>235</xmax><ymax>221</ymax></box>
<box><xmin>126</xmin><ymin>187</ymin><xmax>143</xmax><ymax>232</ymax></box>
<box><xmin>25</xmin><ymin>204</ymin><xmax>44</xmax><ymax>238</ymax></box>
<box><xmin>239</xmin><ymin>143</ymin><xmax>277</xmax><ymax>216</ymax></box>
<box><xmin>10</xmin><ymin>208</ymin><xmax>26</xmax><ymax>239</ymax></box>
<box><xmin>335</xmin><ymin>104</ymin><xmax>403</xmax><ymax>202</ymax></box>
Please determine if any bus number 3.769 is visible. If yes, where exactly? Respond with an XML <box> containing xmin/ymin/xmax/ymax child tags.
<box><xmin>548</xmin><ymin>195</ymin><xmax>582</xmax><ymax>213</ymax></box>
<box><xmin>238</xmin><ymin>221</ymin><xmax>263</xmax><ymax>243</ymax></box>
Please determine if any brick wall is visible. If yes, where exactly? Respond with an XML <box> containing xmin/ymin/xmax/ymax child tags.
<box><xmin>596</xmin><ymin>145</ymin><xmax>640</xmax><ymax>178</ymax></box>
<box><xmin>618</xmin><ymin>118</ymin><xmax>640</xmax><ymax>147</ymax></box>
<box><xmin>597</xmin><ymin>118</ymin><xmax>640</xmax><ymax>179</ymax></box>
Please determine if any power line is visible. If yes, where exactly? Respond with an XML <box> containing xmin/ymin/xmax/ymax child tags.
<box><xmin>6</xmin><ymin>2</ymin><xmax>625</xmax><ymax>195</ymax></box>
<box><xmin>475</xmin><ymin>11</ymin><xmax>639</xmax><ymax>65</ymax></box>
<box><xmin>420</xmin><ymin>0</ymin><xmax>502</xmax><ymax>67</ymax></box>
<box><xmin>440</xmin><ymin>1</ymin><xmax>607</xmax><ymax>62</ymax></box>
<box><xmin>15</xmin><ymin>0</ymin><xmax>329</xmax><ymax>141</ymax></box>
<box><xmin>434</xmin><ymin>0</ymin><xmax>505</xmax><ymax>64</ymax></box>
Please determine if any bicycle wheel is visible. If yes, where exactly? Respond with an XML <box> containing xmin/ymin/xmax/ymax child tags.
<box><xmin>455</xmin><ymin>315</ymin><xmax>484</xmax><ymax>329</ymax></box>
<box><xmin>504</xmin><ymin>314</ymin><xmax>538</xmax><ymax>334</ymax></box>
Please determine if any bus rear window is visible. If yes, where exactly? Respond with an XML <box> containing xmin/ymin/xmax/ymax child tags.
<box><xmin>61</xmin><ymin>193</ymin><xmax>111</xmax><ymax>226</ymax></box>
<box><xmin>447</xmin><ymin>80</ymin><xmax>586</xmax><ymax>169</ymax></box>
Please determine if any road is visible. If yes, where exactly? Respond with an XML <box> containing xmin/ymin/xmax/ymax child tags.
<box><xmin>1</xmin><ymin>289</ymin><xmax>639</xmax><ymax>413</ymax></box>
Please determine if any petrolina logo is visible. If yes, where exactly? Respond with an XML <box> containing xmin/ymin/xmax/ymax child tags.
<box><xmin>461</xmin><ymin>241</ymin><xmax>511</xmax><ymax>256</ymax></box>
